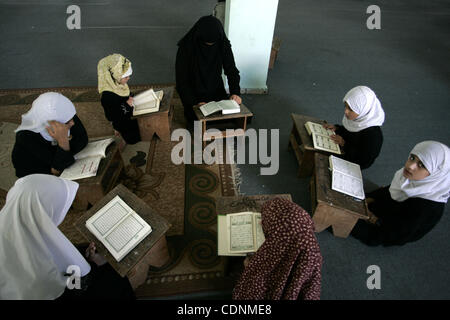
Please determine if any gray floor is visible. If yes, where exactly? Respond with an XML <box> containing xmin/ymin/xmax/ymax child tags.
<box><xmin>1</xmin><ymin>0</ymin><xmax>449</xmax><ymax>299</ymax></box>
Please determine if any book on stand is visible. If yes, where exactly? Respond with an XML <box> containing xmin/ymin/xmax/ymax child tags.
<box><xmin>304</xmin><ymin>121</ymin><xmax>341</xmax><ymax>154</ymax></box>
<box><xmin>132</xmin><ymin>89</ymin><xmax>164</xmax><ymax>116</ymax></box>
<box><xmin>329</xmin><ymin>155</ymin><xmax>365</xmax><ymax>200</ymax></box>
<box><xmin>217</xmin><ymin>211</ymin><xmax>265</xmax><ymax>256</ymax></box>
<box><xmin>85</xmin><ymin>195</ymin><xmax>152</xmax><ymax>262</ymax></box>
<box><xmin>199</xmin><ymin>99</ymin><xmax>240</xmax><ymax>117</ymax></box>
<box><xmin>59</xmin><ymin>137</ymin><xmax>115</xmax><ymax>180</ymax></box>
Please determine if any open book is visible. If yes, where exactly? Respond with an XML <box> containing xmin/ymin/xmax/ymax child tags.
<box><xmin>305</xmin><ymin>121</ymin><xmax>341</xmax><ymax>154</ymax></box>
<box><xmin>85</xmin><ymin>195</ymin><xmax>152</xmax><ymax>262</ymax></box>
<box><xmin>60</xmin><ymin>138</ymin><xmax>115</xmax><ymax>180</ymax></box>
<box><xmin>200</xmin><ymin>99</ymin><xmax>240</xmax><ymax>117</ymax></box>
<box><xmin>218</xmin><ymin>211</ymin><xmax>265</xmax><ymax>256</ymax></box>
<box><xmin>329</xmin><ymin>155</ymin><xmax>365</xmax><ymax>200</ymax></box>
<box><xmin>132</xmin><ymin>89</ymin><xmax>164</xmax><ymax>116</ymax></box>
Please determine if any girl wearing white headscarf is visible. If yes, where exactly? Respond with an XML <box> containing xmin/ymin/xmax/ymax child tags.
<box><xmin>351</xmin><ymin>141</ymin><xmax>449</xmax><ymax>246</ymax></box>
<box><xmin>0</xmin><ymin>174</ymin><xmax>135</xmax><ymax>300</ymax></box>
<box><xmin>97</xmin><ymin>54</ymin><xmax>141</xmax><ymax>145</ymax></box>
<box><xmin>12</xmin><ymin>92</ymin><xmax>88</xmax><ymax>178</ymax></box>
<box><xmin>325</xmin><ymin>86</ymin><xmax>384</xmax><ymax>169</ymax></box>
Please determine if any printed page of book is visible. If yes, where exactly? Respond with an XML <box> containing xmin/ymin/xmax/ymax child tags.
<box><xmin>308</xmin><ymin>122</ymin><xmax>335</xmax><ymax>137</ymax></box>
<box><xmin>331</xmin><ymin>170</ymin><xmax>365</xmax><ymax>199</ymax></box>
<box><xmin>329</xmin><ymin>155</ymin><xmax>365</xmax><ymax>199</ymax></box>
<box><xmin>133</xmin><ymin>89</ymin><xmax>162</xmax><ymax>115</ymax></box>
<box><xmin>227</xmin><ymin>211</ymin><xmax>256</xmax><ymax>253</ymax></box>
<box><xmin>200</xmin><ymin>102</ymin><xmax>221</xmax><ymax>116</ymax></box>
<box><xmin>133</xmin><ymin>89</ymin><xmax>156</xmax><ymax>104</ymax></box>
<box><xmin>217</xmin><ymin>215</ymin><xmax>246</xmax><ymax>256</ymax></box>
<box><xmin>74</xmin><ymin>138</ymin><xmax>114</xmax><ymax>160</ymax></box>
<box><xmin>59</xmin><ymin>155</ymin><xmax>102</xmax><ymax>180</ymax></box>
<box><xmin>218</xmin><ymin>100</ymin><xmax>240</xmax><ymax>114</ymax></box>
<box><xmin>312</xmin><ymin>134</ymin><xmax>341</xmax><ymax>154</ymax></box>
<box><xmin>86</xmin><ymin>195</ymin><xmax>152</xmax><ymax>262</ymax></box>
<box><xmin>330</xmin><ymin>155</ymin><xmax>362</xmax><ymax>179</ymax></box>
<box><xmin>254</xmin><ymin>213</ymin><xmax>265</xmax><ymax>250</ymax></box>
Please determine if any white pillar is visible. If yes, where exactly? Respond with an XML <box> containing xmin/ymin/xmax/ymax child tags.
<box><xmin>224</xmin><ymin>0</ymin><xmax>279</xmax><ymax>94</ymax></box>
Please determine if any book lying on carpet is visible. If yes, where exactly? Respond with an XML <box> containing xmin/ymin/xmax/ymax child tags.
<box><xmin>132</xmin><ymin>88</ymin><xmax>164</xmax><ymax>116</ymax></box>
<box><xmin>85</xmin><ymin>195</ymin><xmax>152</xmax><ymax>262</ymax></box>
<box><xmin>218</xmin><ymin>211</ymin><xmax>265</xmax><ymax>256</ymax></box>
<box><xmin>304</xmin><ymin>121</ymin><xmax>341</xmax><ymax>155</ymax></box>
<box><xmin>329</xmin><ymin>155</ymin><xmax>365</xmax><ymax>200</ymax></box>
<box><xmin>199</xmin><ymin>99</ymin><xmax>240</xmax><ymax>117</ymax></box>
<box><xmin>59</xmin><ymin>137</ymin><xmax>114</xmax><ymax>180</ymax></box>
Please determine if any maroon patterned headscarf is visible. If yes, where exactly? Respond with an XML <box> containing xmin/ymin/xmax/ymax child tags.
<box><xmin>232</xmin><ymin>198</ymin><xmax>323</xmax><ymax>300</ymax></box>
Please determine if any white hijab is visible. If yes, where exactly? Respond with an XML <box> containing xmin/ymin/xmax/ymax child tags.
<box><xmin>342</xmin><ymin>86</ymin><xmax>385</xmax><ymax>132</ymax></box>
<box><xmin>389</xmin><ymin>141</ymin><xmax>450</xmax><ymax>203</ymax></box>
<box><xmin>15</xmin><ymin>92</ymin><xmax>76</xmax><ymax>142</ymax></box>
<box><xmin>0</xmin><ymin>174</ymin><xmax>91</xmax><ymax>300</ymax></box>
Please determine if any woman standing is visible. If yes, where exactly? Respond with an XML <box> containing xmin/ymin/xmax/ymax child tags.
<box><xmin>97</xmin><ymin>53</ymin><xmax>140</xmax><ymax>144</ymax></box>
<box><xmin>176</xmin><ymin>15</ymin><xmax>242</xmax><ymax>122</ymax></box>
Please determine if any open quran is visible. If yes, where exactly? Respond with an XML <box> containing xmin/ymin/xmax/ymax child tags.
<box><xmin>132</xmin><ymin>89</ymin><xmax>164</xmax><ymax>116</ymax></box>
<box><xmin>85</xmin><ymin>195</ymin><xmax>152</xmax><ymax>262</ymax></box>
<box><xmin>199</xmin><ymin>99</ymin><xmax>240</xmax><ymax>117</ymax></box>
<box><xmin>305</xmin><ymin>121</ymin><xmax>341</xmax><ymax>154</ymax></box>
<box><xmin>59</xmin><ymin>137</ymin><xmax>114</xmax><ymax>180</ymax></box>
<box><xmin>329</xmin><ymin>155</ymin><xmax>365</xmax><ymax>200</ymax></box>
<box><xmin>217</xmin><ymin>211</ymin><xmax>265</xmax><ymax>256</ymax></box>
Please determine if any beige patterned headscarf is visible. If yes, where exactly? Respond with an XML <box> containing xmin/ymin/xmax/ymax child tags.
<box><xmin>97</xmin><ymin>54</ymin><xmax>132</xmax><ymax>97</ymax></box>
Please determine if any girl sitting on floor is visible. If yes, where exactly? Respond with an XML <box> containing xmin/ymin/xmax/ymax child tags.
<box><xmin>0</xmin><ymin>174</ymin><xmax>135</xmax><ymax>299</ymax></box>
<box><xmin>12</xmin><ymin>92</ymin><xmax>88</xmax><ymax>178</ymax></box>
<box><xmin>351</xmin><ymin>141</ymin><xmax>449</xmax><ymax>246</ymax></box>
<box><xmin>324</xmin><ymin>85</ymin><xmax>385</xmax><ymax>169</ymax></box>
<box><xmin>97</xmin><ymin>53</ymin><xmax>141</xmax><ymax>145</ymax></box>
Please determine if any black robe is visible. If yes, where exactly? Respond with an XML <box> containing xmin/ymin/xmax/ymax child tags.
<box><xmin>335</xmin><ymin>125</ymin><xmax>383</xmax><ymax>169</ymax></box>
<box><xmin>56</xmin><ymin>244</ymin><xmax>135</xmax><ymax>300</ymax></box>
<box><xmin>351</xmin><ymin>186</ymin><xmax>445</xmax><ymax>246</ymax></box>
<box><xmin>12</xmin><ymin>115</ymin><xmax>88</xmax><ymax>178</ymax></box>
<box><xmin>176</xmin><ymin>15</ymin><xmax>241</xmax><ymax>122</ymax></box>
<box><xmin>100</xmin><ymin>91</ymin><xmax>141</xmax><ymax>144</ymax></box>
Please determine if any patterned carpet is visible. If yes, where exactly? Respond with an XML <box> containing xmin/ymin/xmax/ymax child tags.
<box><xmin>0</xmin><ymin>85</ymin><xmax>242</xmax><ymax>298</ymax></box>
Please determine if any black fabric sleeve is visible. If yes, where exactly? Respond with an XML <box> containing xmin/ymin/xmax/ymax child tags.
<box><xmin>352</xmin><ymin>192</ymin><xmax>445</xmax><ymax>246</ymax></box>
<box><xmin>335</xmin><ymin>126</ymin><xmax>382</xmax><ymax>169</ymax></box>
<box><xmin>15</xmin><ymin>131</ymin><xmax>75</xmax><ymax>172</ymax></box>
<box><xmin>175</xmin><ymin>46</ymin><xmax>197</xmax><ymax>108</ymax></box>
<box><xmin>68</xmin><ymin>115</ymin><xmax>88</xmax><ymax>155</ymax></box>
<box><xmin>100</xmin><ymin>91</ymin><xmax>133</xmax><ymax>122</ymax></box>
<box><xmin>222</xmin><ymin>40</ymin><xmax>241</xmax><ymax>96</ymax></box>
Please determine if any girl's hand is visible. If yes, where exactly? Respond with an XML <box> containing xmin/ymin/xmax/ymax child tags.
<box><xmin>230</xmin><ymin>95</ymin><xmax>242</xmax><ymax>105</ymax></box>
<box><xmin>85</xmin><ymin>242</ymin><xmax>107</xmax><ymax>267</ymax></box>
<box><xmin>127</xmin><ymin>97</ymin><xmax>134</xmax><ymax>107</ymax></box>
<box><xmin>330</xmin><ymin>134</ymin><xmax>345</xmax><ymax>146</ymax></box>
<box><xmin>322</xmin><ymin>123</ymin><xmax>336</xmax><ymax>131</ymax></box>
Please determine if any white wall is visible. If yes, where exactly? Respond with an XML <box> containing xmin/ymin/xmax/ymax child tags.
<box><xmin>224</xmin><ymin>0</ymin><xmax>279</xmax><ymax>93</ymax></box>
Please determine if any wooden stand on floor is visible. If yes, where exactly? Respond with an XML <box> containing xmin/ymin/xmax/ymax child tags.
<box><xmin>133</xmin><ymin>86</ymin><xmax>174</xmax><ymax>142</ymax></box>
<box><xmin>75</xmin><ymin>184</ymin><xmax>171</xmax><ymax>290</ymax></box>
<box><xmin>289</xmin><ymin>113</ymin><xmax>333</xmax><ymax>177</ymax></box>
<box><xmin>310</xmin><ymin>153</ymin><xmax>369</xmax><ymax>238</ymax></box>
<box><xmin>194</xmin><ymin>104</ymin><xmax>253</xmax><ymax>149</ymax></box>
<box><xmin>72</xmin><ymin>140</ymin><xmax>124</xmax><ymax>210</ymax></box>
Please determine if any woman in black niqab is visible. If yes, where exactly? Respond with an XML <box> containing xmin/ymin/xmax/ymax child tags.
<box><xmin>176</xmin><ymin>15</ymin><xmax>241</xmax><ymax>122</ymax></box>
